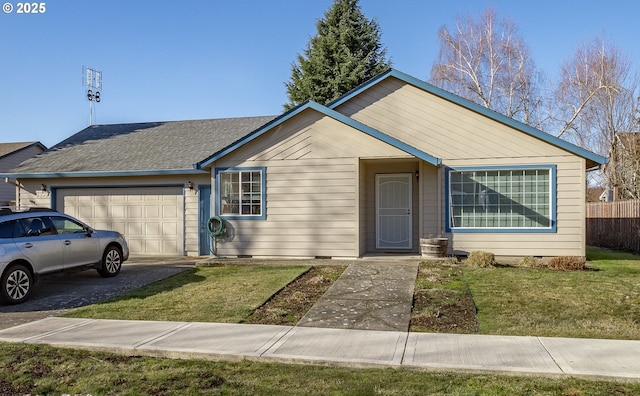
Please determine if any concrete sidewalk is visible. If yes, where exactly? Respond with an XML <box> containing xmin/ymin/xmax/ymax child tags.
<box><xmin>1</xmin><ymin>317</ymin><xmax>640</xmax><ymax>381</ymax></box>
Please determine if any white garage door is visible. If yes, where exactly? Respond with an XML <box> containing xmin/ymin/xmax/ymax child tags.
<box><xmin>57</xmin><ymin>187</ymin><xmax>184</xmax><ymax>255</ymax></box>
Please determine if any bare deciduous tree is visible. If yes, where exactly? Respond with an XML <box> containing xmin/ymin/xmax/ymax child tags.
<box><xmin>554</xmin><ymin>36</ymin><xmax>640</xmax><ymax>197</ymax></box>
<box><xmin>430</xmin><ymin>8</ymin><xmax>544</xmax><ymax>128</ymax></box>
<box><xmin>611</xmin><ymin>133</ymin><xmax>640</xmax><ymax>199</ymax></box>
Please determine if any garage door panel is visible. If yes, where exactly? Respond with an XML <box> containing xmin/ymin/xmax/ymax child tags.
<box><xmin>77</xmin><ymin>205</ymin><xmax>94</xmax><ymax>219</ymax></box>
<box><xmin>93</xmin><ymin>205</ymin><xmax>108</xmax><ymax>218</ymax></box>
<box><xmin>146</xmin><ymin>206</ymin><xmax>161</xmax><ymax>218</ymax></box>
<box><xmin>146</xmin><ymin>240</ymin><xmax>161</xmax><ymax>252</ymax></box>
<box><xmin>163</xmin><ymin>205</ymin><xmax>178</xmax><ymax>218</ymax></box>
<box><xmin>58</xmin><ymin>187</ymin><xmax>183</xmax><ymax>255</ymax></box>
<box><xmin>111</xmin><ymin>205</ymin><xmax>127</xmax><ymax>218</ymax></box>
<box><xmin>145</xmin><ymin>222</ymin><xmax>161</xmax><ymax>236</ymax></box>
<box><xmin>128</xmin><ymin>238</ymin><xmax>144</xmax><ymax>253</ymax></box>
<box><xmin>127</xmin><ymin>222</ymin><xmax>144</xmax><ymax>236</ymax></box>
<box><xmin>128</xmin><ymin>206</ymin><xmax>143</xmax><ymax>218</ymax></box>
<box><xmin>163</xmin><ymin>222</ymin><xmax>178</xmax><ymax>236</ymax></box>
<box><xmin>163</xmin><ymin>240</ymin><xmax>179</xmax><ymax>253</ymax></box>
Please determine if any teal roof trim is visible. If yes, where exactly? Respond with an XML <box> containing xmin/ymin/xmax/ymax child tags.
<box><xmin>197</xmin><ymin>101</ymin><xmax>441</xmax><ymax>168</ymax></box>
<box><xmin>0</xmin><ymin>168</ymin><xmax>208</xmax><ymax>179</ymax></box>
<box><xmin>329</xmin><ymin>69</ymin><xmax>608</xmax><ymax>166</ymax></box>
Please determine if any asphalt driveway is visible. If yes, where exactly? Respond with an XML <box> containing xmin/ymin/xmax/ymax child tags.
<box><xmin>0</xmin><ymin>257</ymin><xmax>196</xmax><ymax>330</ymax></box>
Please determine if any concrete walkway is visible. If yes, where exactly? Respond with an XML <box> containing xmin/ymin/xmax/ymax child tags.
<box><xmin>1</xmin><ymin>316</ymin><xmax>640</xmax><ymax>381</ymax></box>
<box><xmin>297</xmin><ymin>261</ymin><xmax>418</xmax><ymax>331</ymax></box>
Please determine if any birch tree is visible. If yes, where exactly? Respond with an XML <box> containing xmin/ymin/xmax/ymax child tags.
<box><xmin>430</xmin><ymin>8</ymin><xmax>544</xmax><ymax>128</ymax></box>
<box><xmin>554</xmin><ymin>37</ymin><xmax>640</xmax><ymax>197</ymax></box>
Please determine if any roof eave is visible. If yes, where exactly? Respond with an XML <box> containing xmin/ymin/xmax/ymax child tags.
<box><xmin>0</xmin><ymin>168</ymin><xmax>208</xmax><ymax>179</ymax></box>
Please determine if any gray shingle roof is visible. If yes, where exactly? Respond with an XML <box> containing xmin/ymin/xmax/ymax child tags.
<box><xmin>12</xmin><ymin>117</ymin><xmax>276</xmax><ymax>173</ymax></box>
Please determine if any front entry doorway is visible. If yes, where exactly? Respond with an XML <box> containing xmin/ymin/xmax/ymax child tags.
<box><xmin>375</xmin><ymin>173</ymin><xmax>413</xmax><ymax>250</ymax></box>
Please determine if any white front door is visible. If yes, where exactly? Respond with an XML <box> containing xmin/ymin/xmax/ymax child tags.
<box><xmin>376</xmin><ymin>173</ymin><xmax>412</xmax><ymax>249</ymax></box>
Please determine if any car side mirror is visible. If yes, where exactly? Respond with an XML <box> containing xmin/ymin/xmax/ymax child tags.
<box><xmin>85</xmin><ymin>227</ymin><xmax>94</xmax><ymax>237</ymax></box>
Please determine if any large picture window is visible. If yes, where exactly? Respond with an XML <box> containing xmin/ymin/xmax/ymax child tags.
<box><xmin>447</xmin><ymin>166</ymin><xmax>555</xmax><ymax>231</ymax></box>
<box><xmin>216</xmin><ymin>167</ymin><xmax>265</xmax><ymax>219</ymax></box>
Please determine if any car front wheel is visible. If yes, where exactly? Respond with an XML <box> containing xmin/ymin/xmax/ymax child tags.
<box><xmin>97</xmin><ymin>246</ymin><xmax>122</xmax><ymax>278</ymax></box>
<box><xmin>1</xmin><ymin>264</ymin><xmax>33</xmax><ymax>305</ymax></box>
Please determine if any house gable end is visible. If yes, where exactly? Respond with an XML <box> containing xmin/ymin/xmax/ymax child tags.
<box><xmin>329</xmin><ymin>69</ymin><xmax>607</xmax><ymax>168</ymax></box>
<box><xmin>197</xmin><ymin>101</ymin><xmax>441</xmax><ymax>168</ymax></box>
<box><xmin>217</xmin><ymin>108</ymin><xmax>412</xmax><ymax>163</ymax></box>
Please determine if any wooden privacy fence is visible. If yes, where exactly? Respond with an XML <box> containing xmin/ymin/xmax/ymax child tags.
<box><xmin>586</xmin><ymin>200</ymin><xmax>640</xmax><ymax>254</ymax></box>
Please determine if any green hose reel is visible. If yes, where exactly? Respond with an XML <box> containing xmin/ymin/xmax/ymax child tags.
<box><xmin>207</xmin><ymin>216</ymin><xmax>226</xmax><ymax>238</ymax></box>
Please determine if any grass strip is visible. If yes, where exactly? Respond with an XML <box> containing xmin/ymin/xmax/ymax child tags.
<box><xmin>64</xmin><ymin>265</ymin><xmax>310</xmax><ymax>323</ymax></box>
<box><xmin>2</xmin><ymin>342</ymin><xmax>639</xmax><ymax>395</ymax></box>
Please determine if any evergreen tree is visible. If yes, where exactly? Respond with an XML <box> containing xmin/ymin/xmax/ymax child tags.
<box><xmin>284</xmin><ymin>0</ymin><xmax>391</xmax><ymax>110</ymax></box>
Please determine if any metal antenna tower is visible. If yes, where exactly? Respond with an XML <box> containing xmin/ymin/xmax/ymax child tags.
<box><xmin>83</xmin><ymin>66</ymin><xmax>102</xmax><ymax>125</ymax></box>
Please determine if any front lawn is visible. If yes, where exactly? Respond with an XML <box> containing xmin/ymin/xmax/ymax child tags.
<box><xmin>465</xmin><ymin>246</ymin><xmax>640</xmax><ymax>339</ymax></box>
<box><xmin>65</xmin><ymin>248</ymin><xmax>640</xmax><ymax>340</ymax></box>
<box><xmin>65</xmin><ymin>265</ymin><xmax>310</xmax><ymax>323</ymax></box>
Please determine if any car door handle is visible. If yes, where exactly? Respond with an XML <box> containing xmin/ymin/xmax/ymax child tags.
<box><xmin>64</xmin><ymin>240</ymin><xmax>71</xmax><ymax>245</ymax></box>
<box><xmin>23</xmin><ymin>243</ymin><xmax>33</xmax><ymax>248</ymax></box>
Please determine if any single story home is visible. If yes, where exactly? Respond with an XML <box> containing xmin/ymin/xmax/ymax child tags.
<box><xmin>0</xmin><ymin>141</ymin><xmax>46</xmax><ymax>206</ymax></box>
<box><xmin>1</xmin><ymin>69</ymin><xmax>607</xmax><ymax>259</ymax></box>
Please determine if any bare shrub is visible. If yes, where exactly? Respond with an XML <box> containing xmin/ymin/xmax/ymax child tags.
<box><xmin>465</xmin><ymin>251</ymin><xmax>496</xmax><ymax>268</ymax></box>
<box><xmin>519</xmin><ymin>256</ymin><xmax>542</xmax><ymax>268</ymax></box>
<box><xmin>547</xmin><ymin>256</ymin><xmax>586</xmax><ymax>271</ymax></box>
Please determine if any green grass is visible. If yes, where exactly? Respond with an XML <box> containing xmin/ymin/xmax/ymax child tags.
<box><xmin>64</xmin><ymin>265</ymin><xmax>310</xmax><ymax>323</ymax></box>
<box><xmin>2</xmin><ymin>342</ymin><xmax>639</xmax><ymax>395</ymax></box>
<box><xmin>465</xmin><ymin>246</ymin><xmax>640</xmax><ymax>339</ymax></box>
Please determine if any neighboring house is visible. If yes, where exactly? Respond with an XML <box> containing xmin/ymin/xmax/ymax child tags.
<box><xmin>1</xmin><ymin>69</ymin><xmax>607</xmax><ymax>259</ymax></box>
<box><xmin>0</xmin><ymin>142</ymin><xmax>46</xmax><ymax>206</ymax></box>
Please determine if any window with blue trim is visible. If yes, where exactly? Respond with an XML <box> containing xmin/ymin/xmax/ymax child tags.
<box><xmin>448</xmin><ymin>167</ymin><xmax>552</xmax><ymax>229</ymax></box>
<box><xmin>218</xmin><ymin>168</ymin><xmax>264</xmax><ymax>217</ymax></box>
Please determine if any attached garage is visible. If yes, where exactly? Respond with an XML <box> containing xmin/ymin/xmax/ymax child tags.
<box><xmin>56</xmin><ymin>187</ymin><xmax>184</xmax><ymax>255</ymax></box>
<box><xmin>2</xmin><ymin>118</ymin><xmax>275</xmax><ymax>257</ymax></box>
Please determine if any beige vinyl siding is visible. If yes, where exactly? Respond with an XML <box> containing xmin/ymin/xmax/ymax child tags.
<box><xmin>358</xmin><ymin>160</ymin><xmax>368</xmax><ymax>256</ymax></box>
<box><xmin>213</xmin><ymin>110</ymin><xmax>416</xmax><ymax>258</ymax></box>
<box><xmin>336</xmin><ymin>77</ymin><xmax>588</xmax><ymax>257</ymax></box>
<box><xmin>184</xmin><ymin>188</ymin><xmax>200</xmax><ymax>255</ymax></box>
<box><xmin>420</xmin><ymin>163</ymin><xmax>441</xmax><ymax>238</ymax></box>
<box><xmin>230</xmin><ymin>108</ymin><xmax>408</xmax><ymax>162</ymax></box>
<box><xmin>336</xmin><ymin>77</ymin><xmax>570</xmax><ymax>161</ymax></box>
<box><xmin>0</xmin><ymin>145</ymin><xmax>43</xmax><ymax>205</ymax></box>
<box><xmin>214</xmin><ymin>158</ymin><xmax>358</xmax><ymax>257</ymax></box>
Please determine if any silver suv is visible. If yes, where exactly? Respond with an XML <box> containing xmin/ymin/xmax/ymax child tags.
<box><xmin>0</xmin><ymin>207</ymin><xmax>129</xmax><ymax>305</ymax></box>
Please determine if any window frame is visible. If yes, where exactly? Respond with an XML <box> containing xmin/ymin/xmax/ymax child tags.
<box><xmin>214</xmin><ymin>166</ymin><xmax>266</xmax><ymax>220</ymax></box>
<box><xmin>445</xmin><ymin>165</ymin><xmax>556</xmax><ymax>233</ymax></box>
